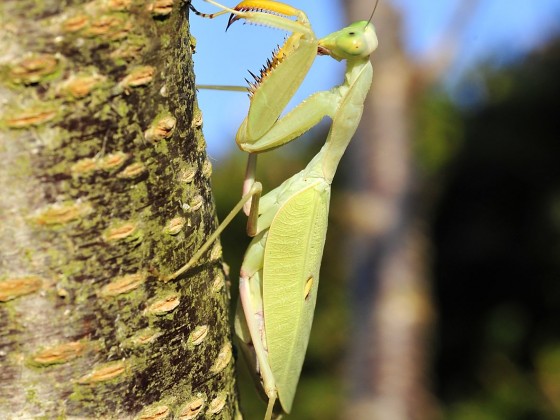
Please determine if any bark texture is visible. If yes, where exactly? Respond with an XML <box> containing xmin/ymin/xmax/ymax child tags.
<box><xmin>0</xmin><ymin>1</ymin><xmax>238</xmax><ymax>418</ymax></box>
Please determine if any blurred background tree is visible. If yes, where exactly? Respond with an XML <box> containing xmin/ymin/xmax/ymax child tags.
<box><xmin>191</xmin><ymin>0</ymin><xmax>560</xmax><ymax>418</ymax></box>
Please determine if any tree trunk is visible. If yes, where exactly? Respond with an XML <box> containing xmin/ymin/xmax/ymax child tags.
<box><xmin>0</xmin><ymin>1</ymin><xmax>239</xmax><ymax>418</ymax></box>
<box><xmin>342</xmin><ymin>2</ymin><xmax>438</xmax><ymax>419</ymax></box>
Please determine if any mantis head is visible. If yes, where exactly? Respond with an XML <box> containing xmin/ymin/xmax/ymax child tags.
<box><xmin>318</xmin><ymin>21</ymin><xmax>378</xmax><ymax>61</ymax></box>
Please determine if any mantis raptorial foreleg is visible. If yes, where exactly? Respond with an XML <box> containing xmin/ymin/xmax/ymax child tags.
<box><xmin>180</xmin><ymin>1</ymin><xmax>379</xmax><ymax>418</ymax></box>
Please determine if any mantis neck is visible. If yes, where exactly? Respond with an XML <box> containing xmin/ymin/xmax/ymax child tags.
<box><xmin>309</xmin><ymin>58</ymin><xmax>373</xmax><ymax>183</ymax></box>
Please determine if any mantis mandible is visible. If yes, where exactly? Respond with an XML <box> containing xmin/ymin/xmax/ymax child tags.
<box><xmin>172</xmin><ymin>1</ymin><xmax>379</xmax><ymax>418</ymax></box>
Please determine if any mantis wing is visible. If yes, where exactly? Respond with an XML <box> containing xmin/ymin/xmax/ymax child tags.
<box><xmin>263</xmin><ymin>180</ymin><xmax>330</xmax><ymax>413</ymax></box>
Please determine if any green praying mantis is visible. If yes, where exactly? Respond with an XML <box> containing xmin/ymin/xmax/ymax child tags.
<box><xmin>171</xmin><ymin>0</ymin><xmax>379</xmax><ymax>418</ymax></box>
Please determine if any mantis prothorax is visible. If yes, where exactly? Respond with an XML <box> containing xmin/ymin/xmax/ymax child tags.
<box><xmin>173</xmin><ymin>1</ymin><xmax>378</xmax><ymax>418</ymax></box>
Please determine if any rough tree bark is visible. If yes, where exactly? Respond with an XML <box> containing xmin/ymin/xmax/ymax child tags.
<box><xmin>0</xmin><ymin>1</ymin><xmax>239</xmax><ymax>418</ymax></box>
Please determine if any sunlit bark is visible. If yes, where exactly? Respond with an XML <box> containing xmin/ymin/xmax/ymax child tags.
<box><xmin>0</xmin><ymin>1</ymin><xmax>239</xmax><ymax>417</ymax></box>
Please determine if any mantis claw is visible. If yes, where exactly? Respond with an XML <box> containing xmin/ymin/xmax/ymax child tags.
<box><xmin>226</xmin><ymin>13</ymin><xmax>241</xmax><ymax>30</ymax></box>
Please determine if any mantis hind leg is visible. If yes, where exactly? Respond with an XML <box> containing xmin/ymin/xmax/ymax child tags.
<box><xmin>164</xmin><ymin>181</ymin><xmax>262</xmax><ymax>281</ymax></box>
<box><xmin>236</xmin><ymin>231</ymin><xmax>278</xmax><ymax>419</ymax></box>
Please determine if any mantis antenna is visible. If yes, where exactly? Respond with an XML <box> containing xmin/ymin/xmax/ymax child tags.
<box><xmin>367</xmin><ymin>0</ymin><xmax>381</xmax><ymax>26</ymax></box>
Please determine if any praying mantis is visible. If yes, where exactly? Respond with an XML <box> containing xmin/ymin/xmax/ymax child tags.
<box><xmin>172</xmin><ymin>0</ymin><xmax>379</xmax><ymax>418</ymax></box>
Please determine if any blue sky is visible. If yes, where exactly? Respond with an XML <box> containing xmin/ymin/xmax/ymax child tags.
<box><xmin>189</xmin><ymin>0</ymin><xmax>560</xmax><ymax>158</ymax></box>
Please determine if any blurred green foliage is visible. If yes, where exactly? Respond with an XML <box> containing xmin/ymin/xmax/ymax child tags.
<box><xmin>432</xmin><ymin>40</ymin><xmax>560</xmax><ymax>419</ymax></box>
<box><xmin>416</xmin><ymin>92</ymin><xmax>464</xmax><ymax>176</ymax></box>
